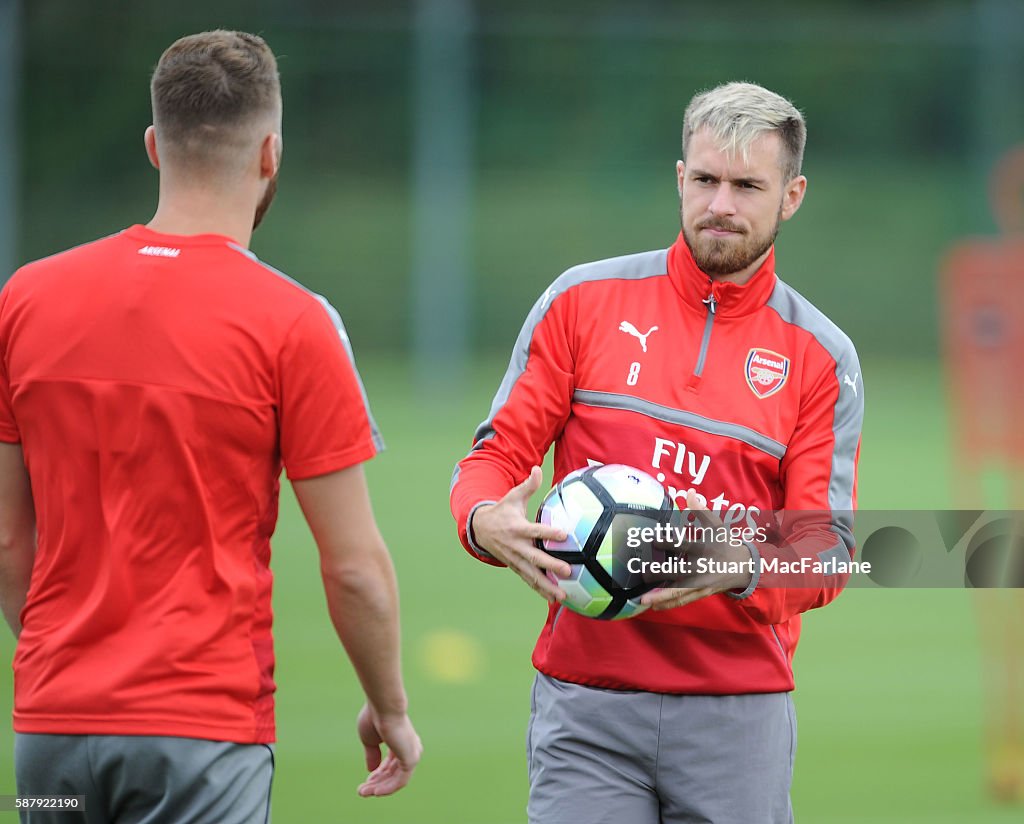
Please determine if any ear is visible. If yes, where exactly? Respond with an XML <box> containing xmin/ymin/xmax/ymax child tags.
<box><xmin>676</xmin><ymin>160</ymin><xmax>686</xmax><ymax>197</ymax></box>
<box><xmin>144</xmin><ymin>126</ymin><xmax>160</xmax><ymax>170</ymax></box>
<box><xmin>780</xmin><ymin>174</ymin><xmax>807</xmax><ymax>222</ymax></box>
<box><xmin>260</xmin><ymin>132</ymin><xmax>281</xmax><ymax>180</ymax></box>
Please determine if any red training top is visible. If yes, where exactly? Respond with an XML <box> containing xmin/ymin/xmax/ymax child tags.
<box><xmin>451</xmin><ymin>234</ymin><xmax>863</xmax><ymax>694</ymax></box>
<box><xmin>0</xmin><ymin>225</ymin><xmax>381</xmax><ymax>743</ymax></box>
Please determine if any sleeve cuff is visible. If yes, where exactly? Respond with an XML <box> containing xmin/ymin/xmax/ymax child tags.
<box><xmin>466</xmin><ymin>500</ymin><xmax>498</xmax><ymax>560</ymax></box>
<box><xmin>727</xmin><ymin>541</ymin><xmax>761</xmax><ymax>601</ymax></box>
<box><xmin>285</xmin><ymin>438</ymin><xmax>379</xmax><ymax>481</ymax></box>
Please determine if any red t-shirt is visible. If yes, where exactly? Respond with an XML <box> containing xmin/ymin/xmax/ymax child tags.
<box><xmin>0</xmin><ymin>225</ymin><xmax>382</xmax><ymax>743</ymax></box>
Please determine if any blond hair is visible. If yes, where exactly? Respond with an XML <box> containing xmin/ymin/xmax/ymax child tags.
<box><xmin>682</xmin><ymin>82</ymin><xmax>806</xmax><ymax>183</ymax></box>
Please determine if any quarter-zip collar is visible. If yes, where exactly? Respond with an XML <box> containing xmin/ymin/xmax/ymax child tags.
<box><xmin>667</xmin><ymin>232</ymin><xmax>777</xmax><ymax>318</ymax></box>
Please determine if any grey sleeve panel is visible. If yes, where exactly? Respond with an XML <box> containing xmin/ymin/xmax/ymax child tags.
<box><xmin>228</xmin><ymin>244</ymin><xmax>385</xmax><ymax>452</ymax></box>
<box><xmin>727</xmin><ymin>541</ymin><xmax>762</xmax><ymax>600</ymax></box>
<box><xmin>469</xmin><ymin>248</ymin><xmax>670</xmax><ymax>448</ymax></box>
<box><xmin>309</xmin><ymin>294</ymin><xmax>385</xmax><ymax>453</ymax></box>
<box><xmin>449</xmin><ymin>431</ymin><xmax>496</xmax><ymax>494</ymax></box>
<box><xmin>766</xmin><ymin>279</ymin><xmax>864</xmax><ymax>559</ymax></box>
<box><xmin>817</xmin><ymin>542</ymin><xmax>852</xmax><ymax>566</ymax></box>
<box><xmin>572</xmin><ymin>389</ymin><xmax>786</xmax><ymax>460</ymax></box>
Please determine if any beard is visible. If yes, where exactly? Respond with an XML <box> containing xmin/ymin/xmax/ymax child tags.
<box><xmin>253</xmin><ymin>173</ymin><xmax>278</xmax><ymax>231</ymax></box>
<box><xmin>681</xmin><ymin>204</ymin><xmax>781</xmax><ymax>277</ymax></box>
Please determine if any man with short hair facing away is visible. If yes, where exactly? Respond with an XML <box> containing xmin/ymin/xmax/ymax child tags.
<box><xmin>451</xmin><ymin>82</ymin><xmax>863</xmax><ymax>823</ymax></box>
<box><xmin>0</xmin><ymin>30</ymin><xmax>420</xmax><ymax>823</ymax></box>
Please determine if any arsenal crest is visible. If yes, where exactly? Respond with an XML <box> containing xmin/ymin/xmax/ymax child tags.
<box><xmin>745</xmin><ymin>348</ymin><xmax>790</xmax><ymax>398</ymax></box>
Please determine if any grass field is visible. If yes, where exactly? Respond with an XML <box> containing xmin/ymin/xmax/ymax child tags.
<box><xmin>0</xmin><ymin>355</ymin><xmax>1020</xmax><ymax>823</ymax></box>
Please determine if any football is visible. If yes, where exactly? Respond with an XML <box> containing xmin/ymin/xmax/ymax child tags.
<box><xmin>535</xmin><ymin>464</ymin><xmax>675</xmax><ymax>620</ymax></box>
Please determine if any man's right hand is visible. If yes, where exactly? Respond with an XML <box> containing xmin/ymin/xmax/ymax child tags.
<box><xmin>469</xmin><ymin>466</ymin><xmax>572</xmax><ymax>603</ymax></box>
<box><xmin>356</xmin><ymin>703</ymin><xmax>422</xmax><ymax>797</ymax></box>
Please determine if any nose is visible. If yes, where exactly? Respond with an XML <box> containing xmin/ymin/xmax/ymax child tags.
<box><xmin>707</xmin><ymin>183</ymin><xmax>737</xmax><ymax>217</ymax></box>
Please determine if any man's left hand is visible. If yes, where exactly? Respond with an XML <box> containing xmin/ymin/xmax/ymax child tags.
<box><xmin>640</xmin><ymin>490</ymin><xmax>754</xmax><ymax>611</ymax></box>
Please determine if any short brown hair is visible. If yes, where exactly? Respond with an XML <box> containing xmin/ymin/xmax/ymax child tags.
<box><xmin>151</xmin><ymin>30</ymin><xmax>280</xmax><ymax>170</ymax></box>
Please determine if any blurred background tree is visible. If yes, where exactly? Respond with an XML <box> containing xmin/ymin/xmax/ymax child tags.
<box><xmin>5</xmin><ymin>0</ymin><xmax>1023</xmax><ymax>365</ymax></box>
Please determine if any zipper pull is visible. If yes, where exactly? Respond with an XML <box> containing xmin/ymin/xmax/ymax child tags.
<box><xmin>702</xmin><ymin>294</ymin><xmax>717</xmax><ymax>315</ymax></box>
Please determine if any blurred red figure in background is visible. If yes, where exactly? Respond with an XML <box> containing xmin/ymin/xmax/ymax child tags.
<box><xmin>940</xmin><ymin>145</ymin><xmax>1024</xmax><ymax>805</ymax></box>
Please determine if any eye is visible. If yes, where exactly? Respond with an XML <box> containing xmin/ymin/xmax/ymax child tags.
<box><xmin>737</xmin><ymin>181</ymin><xmax>759</xmax><ymax>190</ymax></box>
<box><xmin>694</xmin><ymin>175</ymin><xmax>715</xmax><ymax>185</ymax></box>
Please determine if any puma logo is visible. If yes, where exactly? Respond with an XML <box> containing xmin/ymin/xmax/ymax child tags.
<box><xmin>618</xmin><ymin>321</ymin><xmax>658</xmax><ymax>353</ymax></box>
<box><xmin>844</xmin><ymin>373</ymin><xmax>860</xmax><ymax>397</ymax></box>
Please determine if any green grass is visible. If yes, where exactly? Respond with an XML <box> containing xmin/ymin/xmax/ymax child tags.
<box><xmin>1</xmin><ymin>355</ymin><xmax>1020</xmax><ymax>822</ymax></box>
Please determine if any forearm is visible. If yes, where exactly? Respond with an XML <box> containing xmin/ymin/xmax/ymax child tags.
<box><xmin>0</xmin><ymin>443</ymin><xmax>35</xmax><ymax>638</ymax></box>
<box><xmin>736</xmin><ymin>521</ymin><xmax>854</xmax><ymax>624</ymax></box>
<box><xmin>451</xmin><ymin>452</ymin><xmax>518</xmax><ymax>560</ymax></box>
<box><xmin>451</xmin><ymin>286</ymin><xmax>577</xmax><ymax>557</ymax></box>
<box><xmin>0</xmin><ymin>528</ymin><xmax>34</xmax><ymax>637</ymax></box>
<box><xmin>321</xmin><ymin>547</ymin><xmax>407</xmax><ymax>717</ymax></box>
